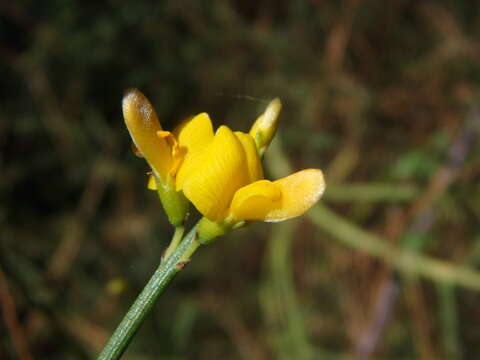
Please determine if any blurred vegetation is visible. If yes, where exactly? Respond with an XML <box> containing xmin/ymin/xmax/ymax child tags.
<box><xmin>2</xmin><ymin>1</ymin><xmax>480</xmax><ymax>359</ymax></box>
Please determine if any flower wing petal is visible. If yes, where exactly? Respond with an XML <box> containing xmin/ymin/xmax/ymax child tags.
<box><xmin>182</xmin><ymin>126</ymin><xmax>249</xmax><ymax>221</ymax></box>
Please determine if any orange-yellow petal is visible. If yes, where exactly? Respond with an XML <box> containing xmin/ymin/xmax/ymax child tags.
<box><xmin>229</xmin><ymin>180</ymin><xmax>281</xmax><ymax>221</ymax></box>
<box><xmin>181</xmin><ymin>126</ymin><xmax>250</xmax><ymax>221</ymax></box>
<box><xmin>175</xmin><ymin>113</ymin><xmax>214</xmax><ymax>190</ymax></box>
<box><xmin>122</xmin><ymin>89</ymin><xmax>171</xmax><ymax>180</ymax></box>
<box><xmin>234</xmin><ymin>132</ymin><xmax>263</xmax><ymax>182</ymax></box>
<box><xmin>230</xmin><ymin>169</ymin><xmax>325</xmax><ymax>222</ymax></box>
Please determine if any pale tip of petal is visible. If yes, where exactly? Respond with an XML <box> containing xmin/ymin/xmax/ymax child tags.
<box><xmin>263</xmin><ymin>168</ymin><xmax>325</xmax><ymax>223</ymax></box>
<box><xmin>122</xmin><ymin>88</ymin><xmax>157</xmax><ymax>130</ymax></box>
<box><xmin>305</xmin><ymin>168</ymin><xmax>326</xmax><ymax>203</ymax></box>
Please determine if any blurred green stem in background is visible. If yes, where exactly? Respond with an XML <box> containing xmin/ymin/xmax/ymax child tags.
<box><xmin>437</xmin><ymin>284</ymin><xmax>461</xmax><ymax>360</ymax></box>
<box><xmin>97</xmin><ymin>225</ymin><xmax>200</xmax><ymax>360</ymax></box>
<box><xmin>262</xmin><ymin>221</ymin><xmax>314</xmax><ymax>360</ymax></box>
<box><xmin>324</xmin><ymin>183</ymin><xmax>419</xmax><ymax>203</ymax></box>
<box><xmin>308</xmin><ymin>204</ymin><xmax>480</xmax><ymax>291</ymax></box>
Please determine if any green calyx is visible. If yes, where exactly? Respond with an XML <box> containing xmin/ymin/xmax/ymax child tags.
<box><xmin>197</xmin><ymin>217</ymin><xmax>246</xmax><ymax>244</ymax></box>
<box><xmin>197</xmin><ymin>217</ymin><xmax>229</xmax><ymax>244</ymax></box>
<box><xmin>155</xmin><ymin>175</ymin><xmax>189</xmax><ymax>227</ymax></box>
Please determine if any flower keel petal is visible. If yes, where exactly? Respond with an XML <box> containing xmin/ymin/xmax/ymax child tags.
<box><xmin>229</xmin><ymin>180</ymin><xmax>281</xmax><ymax>221</ymax></box>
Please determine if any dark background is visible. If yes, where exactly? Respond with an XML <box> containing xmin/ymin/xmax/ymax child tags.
<box><xmin>2</xmin><ymin>1</ymin><xmax>480</xmax><ymax>359</ymax></box>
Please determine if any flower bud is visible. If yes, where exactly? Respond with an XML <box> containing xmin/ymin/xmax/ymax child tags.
<box><xmin>249</xmin><ymin>98</ymin><xmax>282</xmax><ymax>157</ymax></box>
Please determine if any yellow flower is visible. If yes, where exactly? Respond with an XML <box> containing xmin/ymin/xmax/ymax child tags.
<box><xmin>174</xmin><ymin>115</ymin><xmax>325</xmax><ymax>241</ymax></box>
<box><xmin>123</xmin><ymin>90</ymin><xmax>325</xmax><ymax>235</ymax></box>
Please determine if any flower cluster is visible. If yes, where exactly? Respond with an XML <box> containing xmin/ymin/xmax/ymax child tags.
<box><xmin>122</xmin><ymin>89</ymin><xmax>325</xmax><ymax>242</ymax></box>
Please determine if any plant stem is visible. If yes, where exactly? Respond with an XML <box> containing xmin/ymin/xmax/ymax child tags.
<box><xmin>97</xmin><ymin>225</ymin><xmax>200</xmax><ymax>360</ymax></box>
<box><xmin>163</xmin><ymin>226</ymin><xmax>185</xmax><ymax>261</ymax></box>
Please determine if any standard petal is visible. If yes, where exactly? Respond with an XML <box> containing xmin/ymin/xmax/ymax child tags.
<box><xmin>234</xmin><ymin>132</ymin><xmax>263</xmax><ymax>182</ymax></box>
<box><xmin>175</xmin><ymin>113</ymin><xmax>214</xmax><ymax>190</ymax></box>
<box><xmin>265</xmin><ymin>169</ymin><xmax>325</xmax><ymax>222</ymax></box>
<box><xmin>182</xmin><ymin>126</ymin><xmax>250</xmax><ymax>221</ymax></box>
<box><xmin>229</xmin><ymin>180</ymin><xmax>281</xmax><ymax>221</ymax></box>
<box><xmin>123</xmin><ymin>89</ymin><xmax>171</xmax><ymax>180</ymax></box>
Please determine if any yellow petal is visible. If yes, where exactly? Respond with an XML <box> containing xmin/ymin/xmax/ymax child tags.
<box><xmin>174</xmin><ymin>113</ymin><xmax>214</xmax><ymax>149</ymax></box>
<box><xmin>230</xmin><ymin>169</ymin><xmax>325</xmax><ymax>222</ymax></box>
<box><xmin>181</xmin><ymin>126</ymin><xmax>250</xmax><ymax>221</ymax></box>
<box><xmin>122</xmin><ymin>89</ymin><xmax>171</xmax><ymax>180</ymax></box>
<box><xmin>229</xmin><ymin>180</ymin><xmax>281</xmax><ymax>221</ymax></box>
<box><xmin>147</xmin><ymin>174</ymin><xmax>157</xmax><ymax>190</ymax></box>
<box><xmin>234</xmin><ymin>132</ymin><xmax>263</xmax><ymax>182</ymax></box>
<box><xmin>266</xmin><ymin>169</ymin><xmax>325</xmax><ymax>222</ymax></box>
<box><xmin>175</xmin><ymin>113</ymin><xmax>214</xmax><ymax>190</ymax></box>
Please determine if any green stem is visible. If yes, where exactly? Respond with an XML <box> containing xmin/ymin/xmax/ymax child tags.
<box><xmin>97</xmin><ymin>225</ymin><xmax>200</xmax><ymax>360</ymax></box>
<box><xmin>163</xmin><ymin>226</ymin><xmax>185</xmax><ymax>261</ymax></box>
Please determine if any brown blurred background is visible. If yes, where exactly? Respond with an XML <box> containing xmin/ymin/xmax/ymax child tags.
<box><xmin>2</xmin><ymin>1</ymin><xmax>480</xmax><ymax>359</ymax></box>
